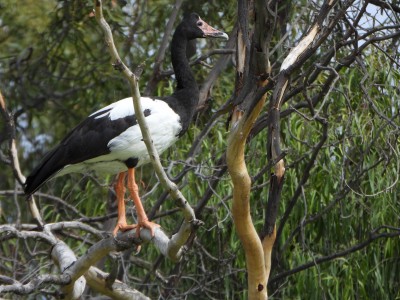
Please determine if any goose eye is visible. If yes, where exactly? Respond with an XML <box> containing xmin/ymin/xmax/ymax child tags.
<box><xmin>197</xmin><ymin>21</ymin><xmax>203</xmax><ymax>27</ymax></box>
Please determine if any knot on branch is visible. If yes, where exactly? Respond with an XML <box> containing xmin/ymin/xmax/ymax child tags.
<box><xmin>257</xmin><ymin>73</ymin><xmax>270</xmax><ymax>82</ymax></box>
<box><xmin>112</xmin><ymin>59</ymin><xmax>125</xmax><ymax>72</ymax></box>
<box><xmin>113</xmin><ymin>233</ymin><xmax>142</xmax><ymax>251</ymax></box>
<box><xmin>133</xmin><ymin>62</ymin><xmax>145</xmax><ymax>78</ymax></box>
<box><xmin>59</xmin><ymin>273</ymin><xmax>72</xmax><ymax>286</ymax></box>
<box><xmin>114</xmin><ymin>235</ymin><xmax>143</xmax><ymax>251</ymax></box>
<box><xmin>191</xmin><ymin>218</ymin><xmax>204</xmax><ymax>229</ymax></box>
<box><xmin>262</xmin><ymin>225</ymin><xmax>276</xmax><ymax>238</ymax></box>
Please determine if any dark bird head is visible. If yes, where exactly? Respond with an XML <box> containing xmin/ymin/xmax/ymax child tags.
<box><xmin>179</xmin><ymin>13</ymin><xmax>229</xmax><ymax>41</ymax></box>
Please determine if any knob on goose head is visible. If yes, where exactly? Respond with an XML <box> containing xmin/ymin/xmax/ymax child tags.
<box><xmin>177</xmin><ymin>13</ymin><xmax>229</xmax><ymax>40</ymax></box>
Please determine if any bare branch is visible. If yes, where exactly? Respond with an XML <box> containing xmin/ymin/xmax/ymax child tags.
<box><xmin>0</xmin><ymin>225</ymin><xmax>57</xmax><ymax>244</ymax></box>
<box><xmin>0</xmin><ymin>274</ymin><xmax>70</xmax><ymax>295</ymax></box>
<box><xmin>0</xmin><ymin>224</ymin><xmax>176</xmax><ymax>297</ymax></box>
<box><xmin>51</xmin><ymin>241</ymin><xmax>86</xmax><ymax>299</ymax></box>
<box><xmin>270</xmin><ymin>227</ymin><xmax>400</xmax><ymax>285</ymax></box>
<box><xmin>0</xmin><ymin>90</ymin><xmax>44</xmax><ymax>227</ymax></box>
<box><xmin>85</xmin><ymin>266</ymin><xmax>150</xmax><ymax>300</ymax></box>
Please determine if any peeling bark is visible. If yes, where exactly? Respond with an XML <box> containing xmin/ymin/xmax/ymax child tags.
<box><xmin>227</xmin><ymin>99</ymin><xmax>268</xmax><ymax>300</ymax></box>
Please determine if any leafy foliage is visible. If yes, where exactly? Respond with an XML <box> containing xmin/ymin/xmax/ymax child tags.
<box><xmin>1</xmin><ymin>0</ymin><xmax>399</xmax><ymax>299</ymax></box>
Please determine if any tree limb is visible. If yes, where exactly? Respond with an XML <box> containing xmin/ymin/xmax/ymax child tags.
<box><xmin>85</xmin><ymin>266</ymin><xmax>151</xmax><ymax>300</ymax></box>
<box><xmin>226</xmin><ymin>1</ymin><xmax>271</xmax><ymax>298</ymax></box>
<box><xmin>0</xmin><ymin>90</ymin><xmax>43</xmax><ymax>227</ymax></box>
<box><xmin>269</xmin><ymin>227</ymin><xmax>400</xmax><ymax>285</ymax></box>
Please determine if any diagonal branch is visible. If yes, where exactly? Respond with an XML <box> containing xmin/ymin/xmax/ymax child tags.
<box><xmin>0</xmin><ymin>90</ymin><xmax>44</xmax><ymax>227</ymax></box>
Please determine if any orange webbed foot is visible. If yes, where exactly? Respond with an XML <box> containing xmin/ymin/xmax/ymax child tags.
<box><xmin>112</xmin><ymin>223</ymin><xmax>138</xmax><ymax>237</ymax></box>
<box><xmin>136</xmin><ymin>219</ymin><xmax>160</xmax><ymax>238</ymax></box>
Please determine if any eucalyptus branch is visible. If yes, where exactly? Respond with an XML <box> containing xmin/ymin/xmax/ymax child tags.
<box><xmin>0</xmin><ymin>224</ymin><xmax>164</xmax><ymax>298</ymax></box>
<box><xmin>0</xmin><ymin>90</ymin><xmax>44</xmax><ymax>227</ymax></box>
<box><xmin>0</xmin><ymin>225</ymin><xmax>57</xmax><ymax>244</ymax></box>
<box><xmin>51</xmin><ymin>241</ymin><xmax>86</xmax><ymax>299</ymax></box>
<box><xmin>270</xmin><ymin>227</ymin><xmax>400</xmax><ymax>285</ymax></box>
<box><xmin>226</xmin><ymin>1</ymin><xmax>271</xmax><ymax>296</ymax></box>
<box><xmin>0</xmin><ymin>265</ymin><xmax>147</xmax><ymax>300</ymax></box>
<box><xmin>44</xmin><ymin>221</ymin><xmax>105</xmax><ymax>239</ymax></box>
<box><xmin>94</xmin><ymin>0</ymin><xmax>199</xmax><ymax>260</ymax></box>
<box><xmin>0</xmin><ymin>190</ymin><xmax>86</xmax><ymax>218</ymax></box>
<box><xmin>0</xmin><ymin>274</ymin><xmax>70</xmax><ymax>295</ymax></box>
<box><xmin>85</xmin><ymin>266</ymin><xmax>150</xmax><ymax>300</ymax></box>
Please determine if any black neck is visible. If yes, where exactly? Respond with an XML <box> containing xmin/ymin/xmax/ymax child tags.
<box><xmin>165</xmin><ymin>28</ymin><xmax>199</xmax><ymax>135</ymax></box>
<box><xmin>171</xmin><ymin>32</ymin><xmax>198</xmax><ymax>91</ymax></box>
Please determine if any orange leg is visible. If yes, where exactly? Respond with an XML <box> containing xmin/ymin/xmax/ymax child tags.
<box><xmin>112</xmin><ymin>172</ymin><xmax>137</xmax><ymax>236</ymax></box>
<box><xmin>127</xmin><ymin>168</ymin><xmax>160</xmax><ymax>237</ymax></box>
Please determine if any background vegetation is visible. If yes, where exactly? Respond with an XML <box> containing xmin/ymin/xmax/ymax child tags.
<box><xmin>1</xmin><ymin>0</ymin><xmax>399</xmax><ymax>299</ymax></box>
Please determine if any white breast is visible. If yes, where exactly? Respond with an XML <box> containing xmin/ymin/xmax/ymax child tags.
<box><xmin>106</xmin><ymin>97</ymin><xmax>182</xmax><ymax>166</ymax></box>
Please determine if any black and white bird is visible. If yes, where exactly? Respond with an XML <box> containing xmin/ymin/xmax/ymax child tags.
<box><xmin>24</xmin><ymin>13</ymin><xmax>228</xmax><ymax>236</ymax></box>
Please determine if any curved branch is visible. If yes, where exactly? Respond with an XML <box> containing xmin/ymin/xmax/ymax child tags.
<box><xmin>226</xmin><ymin>3</ymin><xmax>270</xmax><ymax>296</ymax></box>
<box><xmin>0</xmin><ymin>90</ymin><xmax>43</xmax><ymax>227</ymax></box>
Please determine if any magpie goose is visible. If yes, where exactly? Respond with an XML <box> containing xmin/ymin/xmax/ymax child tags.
<box><xmin>24</xmin><ymin>13</ymin><xmax>228</xmax><ymax>236</ymax></box>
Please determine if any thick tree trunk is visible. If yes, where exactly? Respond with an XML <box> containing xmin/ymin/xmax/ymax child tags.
<box><xmin>227</xmin><ymin>100</ymin><xmax>268</xmax><ymax>299</ymax></box>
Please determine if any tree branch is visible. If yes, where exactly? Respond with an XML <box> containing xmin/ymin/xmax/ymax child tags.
<box><xmin>85</xmin><ymin>266</ymin><xmax>150</xmax><ymax>300</ymax></box>
<box><xmin>0</xmin><ymin>90</ymin><xmax>44</xmax><ymax>227</ymax></box>
<box><xmin>0</xmin><ymin>224</ymin><xmax>156</xmax><ymax>298</ymax></box>
<box><xmin>269</xmin><ymin>227</ymin><xmax>400</xmax><ymax>285</ymax></box>
<box><xmin>226</xmin><ymin>0</ymin><xmax>271</xmax><ymax>298</ymax></box>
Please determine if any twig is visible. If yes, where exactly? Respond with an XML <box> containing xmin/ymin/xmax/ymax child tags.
<box><xmin>0</xmin><ymin>190</ymin><xmax>86</xmax><ymax>218</ymax></box>
<box><xmin>0</xmin><ymin>225</ymin><xmax>57</xmax><ymax>244</ymax></box>
<box><xmin>0</xmin><ymin>274</ymin><xmax>70</xmax><ymax>295</ymax></box>
<box><xmin>0</xmin><ymin>90</ymin><xmax>44</xmax><ymax>227</ymax></box>
<box><xmin>44</xmin><ymin>221</ymin><xmax>105</xmax><ymax>239</ymax></box>
<box><xmin>269</xmin><ymin>227</ymin><xmax>400</xmax><ymax>285</ymax></box>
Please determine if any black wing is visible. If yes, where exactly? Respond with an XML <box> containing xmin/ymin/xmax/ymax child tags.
<box><xmin>24</xmin><ymin>107</ymin><xmax>140</xmax><ymax>196</ymax></box>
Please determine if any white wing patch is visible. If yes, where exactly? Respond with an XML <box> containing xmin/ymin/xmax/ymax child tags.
<box><xmin>90</xmin><ymin>97</ymin><xmax>136</xmax><ymax>120</ymax></box>
<box><xmin>107</xmin><ymin>98</ymin><xmax>182</xmax><ymax>166</ymax></box>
